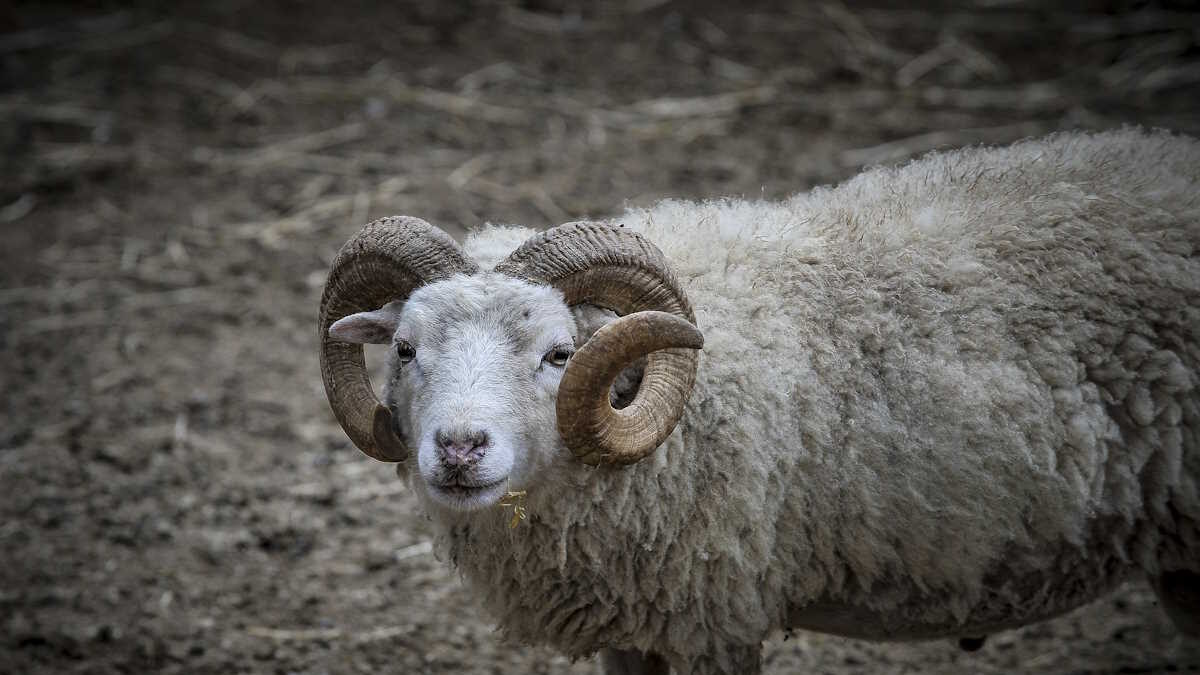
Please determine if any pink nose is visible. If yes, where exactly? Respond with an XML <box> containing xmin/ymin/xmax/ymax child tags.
<box><xmin>435</xmin><ymin>428</ymin><xmax>489</xmax><ymax>467</ymax></box>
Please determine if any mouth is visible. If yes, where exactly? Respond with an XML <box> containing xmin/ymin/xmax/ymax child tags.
<box><xmin>426</xmin><ymin>476</ymin><xmax>508</xmax><ymax>510</ymax></box>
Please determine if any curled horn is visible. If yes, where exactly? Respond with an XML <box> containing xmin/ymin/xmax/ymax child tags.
<box><xmin>319</xmin><ymin>216</ymin><xmax>478</xmax><ymax>461</ymax></box>
<box><xmin>496</xmin><ymin>222</ymin><xmax>703</xmax><ymax>465</ymax></box>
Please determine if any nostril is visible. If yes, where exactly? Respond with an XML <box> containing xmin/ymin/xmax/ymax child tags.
<box><xmin>435</xmin><ymin>429</ymin><xmax>451</xmax><ymax>450</ymax></box>
<box><xmin>435</xmin><ymin>427</ymin><xmax>489</xmax><ymax>466</ymax></box>
<box><xmin>436</xmin><ymin>428</ymin><xmax>488</xmax><ymax>449</ymax></box>
<box><xmin>466</xmin><ymin>429</ymin><xmax>488</xmax><ymax>450</ymax></box>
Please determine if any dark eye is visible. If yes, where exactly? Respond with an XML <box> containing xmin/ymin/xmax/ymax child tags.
<box><xmin>543</xmin><ymin>345</ymin><xmax>573</xmax><ymax>367</ymax></box>
<box><xmin>395</xmin><ymin>340</ymin><xmax>416</xmax><ymax>363</ymax></box>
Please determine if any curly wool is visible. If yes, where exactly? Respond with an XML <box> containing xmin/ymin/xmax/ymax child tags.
<box><xmin>430</xmin><ymin>128</ymin><xmax>1199</xmax><ymax>672</ymax></box>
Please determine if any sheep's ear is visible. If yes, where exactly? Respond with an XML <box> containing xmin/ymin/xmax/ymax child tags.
<box><xmin>571</xmin><ymin>304</ymin><xmax>645</xmax><ymax>408</ymax></box>
<box><xmin>570</xmin><ymin>304</ymin><xmax>619</xmax><ymax>346</ymax></box>
<box><xmin>328</xmin><ymin>302</ymin><xmax>403</xmax><ymax>344</ymax></box>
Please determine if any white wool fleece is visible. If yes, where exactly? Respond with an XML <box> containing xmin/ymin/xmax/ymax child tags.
<box><xmin>428</xmin><ymin>128</ymin><xmax>1199</xmax><ymax>674</ymax></box>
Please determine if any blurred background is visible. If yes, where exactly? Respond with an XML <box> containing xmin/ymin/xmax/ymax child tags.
<box><xmin>2</xmin><ymin>1</ymin><xmax>1199</xmax><ymax>673</ymax></box>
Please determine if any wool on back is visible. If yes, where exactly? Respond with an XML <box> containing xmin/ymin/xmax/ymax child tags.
<box><xmin>446</xmin><ymin>128</ymin><xmax>1199</xmax><ymax>660</ymax></box>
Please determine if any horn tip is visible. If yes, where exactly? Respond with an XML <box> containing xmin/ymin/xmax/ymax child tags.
<box><xmin>655</xmin><ymin>311</ymin><xmax>704</xmax><ymax>350</ymax></box>
<box><xmin>371</xmin><ymin>404</ymin><xmax>409</xmax><ymax>462</ymax></box>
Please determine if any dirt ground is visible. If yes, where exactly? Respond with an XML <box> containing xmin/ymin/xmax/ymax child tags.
<box><xmin>2</xmin><ymin>1</ymin><xmax>1199</xmax><ymax>673</ymax></box>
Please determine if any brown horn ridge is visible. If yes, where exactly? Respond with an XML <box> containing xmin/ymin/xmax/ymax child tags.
<box><xmin>319</xmin><ymin>216</ymin><xmax>478</xmax><ymax>462</ymax></box>
<box><xmin>495</xmin><ymin>222</ymin><xmax>703</xmax><ymax>465</ymax></box>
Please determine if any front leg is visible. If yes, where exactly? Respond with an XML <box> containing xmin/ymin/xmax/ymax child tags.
<box><xmin>600</xmin><ymin>648</ymin><xmax>670</xmax><ymax>675</ymax></box>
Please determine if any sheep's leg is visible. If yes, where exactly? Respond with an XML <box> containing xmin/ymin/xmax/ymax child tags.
<box><xmin>600</xmin><ymin>648</ymin><xmax>670</xmax><ymax>675</ymax></box>
<box><xmin>1152</xmin><ymin>569</ymin><xmax>1200</xmax><ymax>636</ymax></box>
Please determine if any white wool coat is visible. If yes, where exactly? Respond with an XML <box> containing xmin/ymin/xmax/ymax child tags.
<box><xmin>427</xmin><ymin>128</ymin><xmax>1199</xmax><ymax>674</ymax></box>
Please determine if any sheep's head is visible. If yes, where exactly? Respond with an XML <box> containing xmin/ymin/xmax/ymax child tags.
<box><xmin>318</xmin><ymin>216</ymin><xmax>703</xmax><ymax>511</ymax></box>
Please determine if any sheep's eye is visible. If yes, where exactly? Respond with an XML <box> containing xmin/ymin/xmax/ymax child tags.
<box><xmin>543</xmin><ymin>345</ymin><xmax>574</xmax><ymax>367</ymax></box>
<box><xmin>395</xmin><ymin>340</ymin><xmax>416</xmax><ymax>363</ymax></box>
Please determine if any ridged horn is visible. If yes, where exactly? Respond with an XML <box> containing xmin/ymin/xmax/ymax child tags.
<box><xmin>495</xmin><ymin>222</ymin><xmax>703</xmax><ymax>465</ymax></box>
<box><xmin>319</xmin><ymin>216</ymin><xmax>478</xmax><ymax>462</ymax></box>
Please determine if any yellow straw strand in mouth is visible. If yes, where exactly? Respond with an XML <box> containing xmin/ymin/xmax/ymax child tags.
<box><xmin>499</xmin><ymin>490</ymin><xmax>528</xmax><ymax>529</ymax></box>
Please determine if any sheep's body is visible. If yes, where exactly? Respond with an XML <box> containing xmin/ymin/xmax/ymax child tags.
<box><xmin>413</xmin><ymin>129</ymin><xmax>1200</xmax><ymax>674</ymax></box>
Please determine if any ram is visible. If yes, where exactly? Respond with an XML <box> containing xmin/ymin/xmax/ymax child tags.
<box><xmin>318</xmin><ymin>128</ymin><xmax>1199</xmax><ymax>675</ymax></box>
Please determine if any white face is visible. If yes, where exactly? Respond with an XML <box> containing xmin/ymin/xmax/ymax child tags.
<box><xmin>329</xmin><ymin>273</ymin><xmax>579</xmax><ymax>512</ymax></box>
